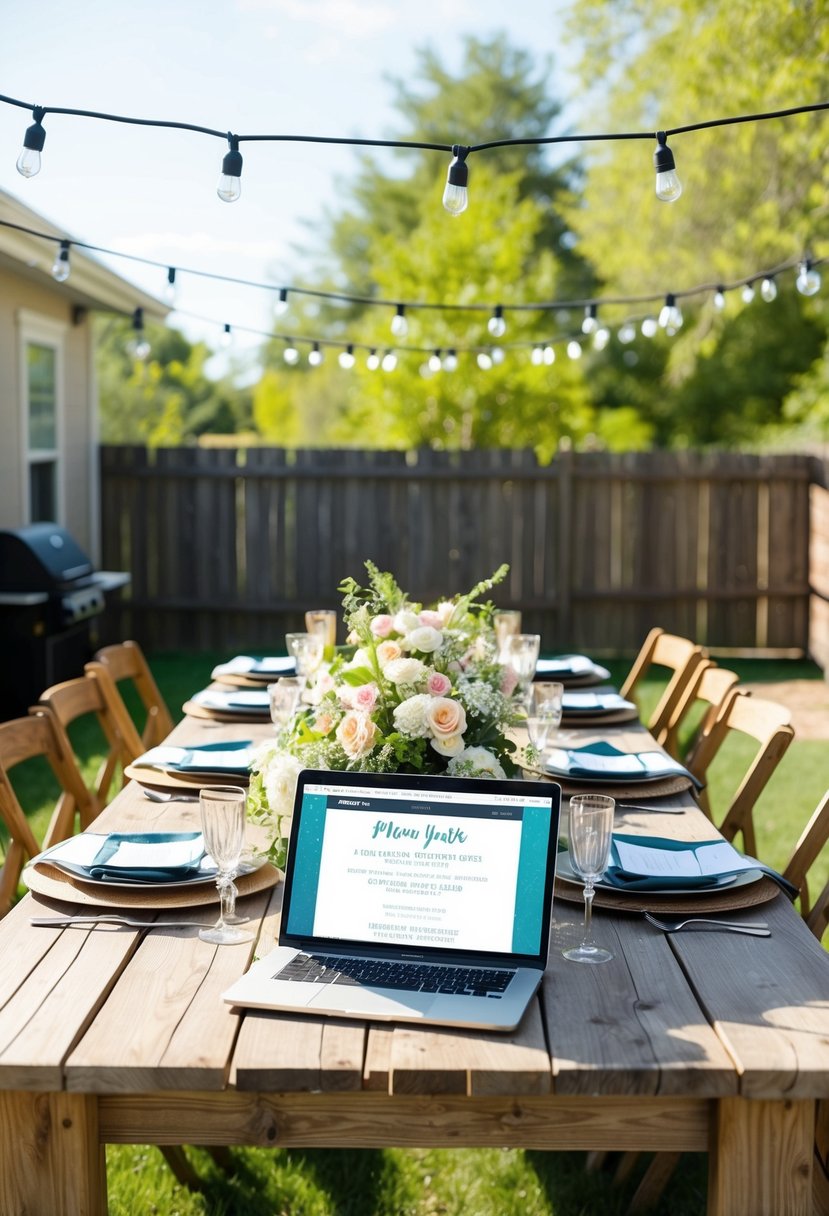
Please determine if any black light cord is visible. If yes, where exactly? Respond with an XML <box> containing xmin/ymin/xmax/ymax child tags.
<box><xmin>0</xmin><ymin>215</ymin><xmax>818</xmax><ymax>318</ymax></box>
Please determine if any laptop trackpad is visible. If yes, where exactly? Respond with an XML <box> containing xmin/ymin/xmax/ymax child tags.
<box><xmin>307</xmin><ymin>985</ymin><xmax>434</xmax><ymax>1018</ymax></box>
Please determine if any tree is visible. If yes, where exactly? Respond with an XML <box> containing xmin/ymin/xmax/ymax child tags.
<box><xmin>96</xmin><ymin>317</ymin><xmax>252</xmax><ymax>445</ymax></box>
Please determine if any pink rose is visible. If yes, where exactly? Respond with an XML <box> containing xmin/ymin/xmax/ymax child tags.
<box><xmin>336</xmin><ymin>711</ymin><xmax>378</xmax><ymax>759</ymax></box>
<box><xmin>419</xmin><ymin>610</ymin><xmax>444</xmax><ymax>630</ymax></box>
<box><xmin>353</xmin><ymin>683</ymin><xmax>379</xmax><ymax>711</ymax></box>
<box><xmin>426</xmin><ymin>696</ymin><xmax>467</xmax><ymax>738</ymax></box>
<box><xmin>426</xmin><ymin>671</ymin><xmax>452</xmax><ymax>697</ymax></box>
<box><xmin>313</xmin><ymin>711</ymin><xmax>335</xmax><ymax>735</ymax></box>
<box><xmin>370</xmin><ymin>614</ymin><xmax>394</xmax><ymax>638</ymax></box>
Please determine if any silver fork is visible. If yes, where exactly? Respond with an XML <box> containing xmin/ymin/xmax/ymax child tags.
<box><xmin>643</xmin><ymin>911</ymin><xmax>770</xmax><ymax>936</ymax></box>
<box><xmin>142</xmin><ymin>788</ymin><xmax>200</xmax><ymax>803</ymax></box>
<box><xmin>30</xmin><ymin>914</ymin><xmax>219</xmax><ymax>929</ymax></box>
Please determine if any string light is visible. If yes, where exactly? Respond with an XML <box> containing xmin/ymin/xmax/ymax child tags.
<box><xmin>476</xmin><ymin>351</ymin><xmax>493</xmax><ymax>370</ymax></box>
<box><xmin>443</xmin><ymin>350</ymin><xmax>458</xmax><ymax>372</ymax></box>
<box><xmin>381</xmin><ymin>351</ymin><xmax>398</xmax><ymax>371</ymax></box>
<box><xmin>308</xmin><ymin>341</ymin><xmax>323</xmax><ymax>366</ymax></box>
<box><xmin>220</xmin><ymin>323</ymin><xmax>233</xmax><ymax>348</ymax></box>
<box><xmin>593</xmin><ymin>326</ymin><xmax>611</xmax><ymax>350</ymax></box>
<box><xmin>491</xmin><ymin>346</ymin><xmax>506</xmax><ymax>365</ymax></box>
<box><xmin>760</xmin><ymin>276</ymin><xmax>778</xmax><ymax>302</ymax></box>
<box><xmin>713</xmin><ymin>286</ymin><xmax>727</xmax><ymax>311</ymax></box>
<box><xmin>51</xmin><ymin>239</ymin><xmax>70</xmax><ymax>283</ymax></box>
<box><xmin>796</xmin><ymin>258</ymin><xmax>821</xmax><ymax>296</ymax></box>
<box><xmin>488</xmin><ymin>305</ymin><xmax>506</xmax><ymax>338</ymax></box>
<box><xmin>275</xmin><ymin>288</ymin><xmax>289</xmax><ymax>316</ymax></box>
<box><xmin>390</xmin><ymin>304</ymin><xmax>408</xmax><ymax>337</ymax></box>
<box><xmin>581</xmin><ymin>304</ymin><xmax>598</xmax><ymax>335</ymax></box>
<box><xmin>641</xmin><ymin>316</ymin><xmax>659</xmax><ymax>338</ymax></box>
<box><xmin>567</xmin><ymin>340</ymin><xmax>583</xmax><ymax>359</ymax></box>
<box><xmin>658</xmin><ymin>293</ymin><xmax>683</xmax><ymax>332</ymax></box>
<box><xmin>217</xmin><ymin>133</ymin><xmax>242</xmax><ymax>203</ymax></box>
<box><xmin>443</xmin><ymin>145</ymin><xmax>469</xmax><ymax>215</ymax></box>
<box><xmin>741</xmin><ymin>282</ymin><xmax>756</xmax><ymax>304</ymax></box>
<box><xmin>338</xmin><ymin>344</ymin><xmax>355</xmax><ymax>369</ymax></box>
<box><xmin>428</xmin><ymin>350</ymin><xmax>442</xmax><ymax>372</ymax></box>
<box><xmin>129</xmin><ymin>307</ymin><xmax>151</xmax><ymax>361</ymax></box>
<box><xmin>543</xmin><ymin>344</ymin><xmax>556</xmax><ymax>365</ymax></box>
<box><xmin>366</xmin><ymin>349</ymin><xmax>380</xmax><ymax>370</ymax></box>
<box><xmin>16</xmin><ymin>106</ymin><xmax>45</xmax><ymax>178</ymax></box>
<box><xmin>654</xmin><ymin>131</ymin><xmax>682</xmax><ymax>202</ymax></box>
<box><xmin>283</xmin><ymin>341</ymin><xmax>300</xmax><ymax>364</ymax></box>
<box><xmin>618</xmin><ymin>323</ymin><xmax>637</xmax><ymax>344</ymax></box>
<box><xmin>164</xmin><ymin>267</ymin><xmax>177</xmax><ymax>305</ymax></box>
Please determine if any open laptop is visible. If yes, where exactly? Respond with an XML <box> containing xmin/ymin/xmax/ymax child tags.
<box><xmin>223</xmin><ymin>768</ymin><xmax>561</xmax><ymax>1031</ymax></box>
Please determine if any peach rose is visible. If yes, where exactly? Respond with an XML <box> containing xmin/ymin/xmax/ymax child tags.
<box><xmin>426</xmin><ymin>696</ymin><xmax>467</xmax><ymax>738</ymax></box>
<box><xmin>430</xmin><ymin>734</ymin><xmax>465</xmax><ymax>757</ymax></box>
<box><xmin>336</xmin><ymin>711</ymin><xmax>378</xmax><ymax>759</ymax></box>
<box><xmin>376</xmin><ymin>639</ymin><xmax>403</xmax><ymax>666</ymax></box>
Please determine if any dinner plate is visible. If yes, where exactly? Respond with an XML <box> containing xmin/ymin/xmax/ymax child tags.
<box><xmin>556</xmin><ymin>850</ymin><xmax>749</xmax><ymax>895</ymax></box>
<box><xmin>35</xmin><ymin>851</ymin><xmax>265</xmax><ymax>891</ymax></box>
<box><xmin>23</xmin><ymin>859</ymin><xmax>280</xmax><ymax>910</ymax></box>
<box><xmin>125</xmin><ymin>739</ymin><xmax>255</xmax><ymax>787</ymax></box>
<box><xmin>211</xmin><ymin>655</ymin><xmax>294</xmax><ymax>683</ymax></box>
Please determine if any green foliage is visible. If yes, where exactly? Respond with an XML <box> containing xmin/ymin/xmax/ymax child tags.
<box><xmin>96</xmin><ymin>317</ymin><xmax>252</xmax><ymax>444</ymax></box>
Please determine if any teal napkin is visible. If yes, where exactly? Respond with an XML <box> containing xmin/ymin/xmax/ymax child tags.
<box><xmin>174</xmin><ymin>740</ymin><xmax>253</xmax><ymax>774</ymax></box>
<box><xmin>41</xmin><ymin>832</ymin><xmax>208</xmax><ymax>885</ymax></box>
<box><xmin>602</xmin><ymin>832</ymin><xmax>796</xmax><ymax>896</ymax></box>
<box><xmin>547</xmin><ymin>741</ymin><xmax>703</xmax><ymax>790</ymax></box>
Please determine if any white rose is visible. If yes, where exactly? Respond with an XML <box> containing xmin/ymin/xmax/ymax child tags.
<box><xmin>261</xmin><ymin>752</ymin><xmax>304</xmax><ymax>815</ymax></box>
<box><xmin>430</xmin><ymin>734</ymin><xmax>465</xmax><ymax>757</ymax></box>
<box><xmin>448</xmin><ymin>746</ymin><xmax>507</xmax><ymax>779</ymax></box>
<box><xmin>404</xmin><ymin>625</ymin><xmax>443</xmax><ymax>654</ymax></box>
<box><xmin>384</xmin><ymin>657</ymin><xmax>428</xmax><ymax>686</ymax></box>
<box><xmin>392</xmin><ymin>693</ymin><xmax>433</xmax><ymax>738</ymax></box>
<box><xmin>344</xmin><ymin>647</ymin><xmax>372</xmax><ymax>671</ymax></box>
<box><xmin>393</xmin><ymin>610</ymin><xmax>421</xmax><ymax>634</ymax></box>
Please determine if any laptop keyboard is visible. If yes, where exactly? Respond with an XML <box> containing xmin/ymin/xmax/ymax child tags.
<box><xmin>276</xmin><ymin>953</ymin><xmax>515</xmax><ymax>998</ymax></box>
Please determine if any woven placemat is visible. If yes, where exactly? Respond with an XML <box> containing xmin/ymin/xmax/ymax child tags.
<box><xmin>554</xmin><ymin>872</ymin><xmax>780</xmax><ymax>914</ymax></box>
<box><xmin>124</xmin><ymin>764</ymin><xmax>251</xmax><ymax>790</ymax></box>
<box><xmin>24</xmin><ymin>860</ymin><xmax>279</xmax><ymax>910</ymax></box>
<box><xmin>182</xmin><ymin>700</ymin><xmax>269</xmax><ymax>724</ymax></box>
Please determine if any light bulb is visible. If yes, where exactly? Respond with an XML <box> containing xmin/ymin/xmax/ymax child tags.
<box><xmin>442</xmin><ymin>145</ymin><xmax>469</xmax><ymax>216</ymax></box>
<box><xmin>164</xmin><ymin>267</ymin><xmax>177</xmax><ymax>305</ymax></box>
<box><xmin>366</xmin><ymin>350</ymin><xmax>380</xmax><ymax>370</ymax></box>
<box><xmin>283</xmin><ymin>344</ymin><xmax>300</xmax><ymax>365</ymax></box>
<box><xmin>476</xmin><ymin>352</ymin><xmax>493</xmax><ymax>370</ymax></box>
<box><xmin>491</xmin><ymin>346</ymin><xmax>505</xmax><ymax>365</ymax></box>
<box><xmin>390</xmin><ymin>305</ymin><xmax>408</xmax><ymax>337</ymax></box>
<box><xmin>593</xmin><ymin>326</ymin><xmax>611</xmax><ymax>350</ymax></box>
<box><xmin>760</xmin><ymin>277</ymin><xmax>778</xmax><ymax>303</ymax></box>
<box><xmin>308</xmin><ymin>343</ymin><xmax>323</xmax><ymax>366</ymax></box>
<box><xmin>443</xmin><ymin>350</ymin><xmax>458</xmax><ymax>372</ymax></box>
<box><xmin>618</xmin><ymin>323</ymin><xmax>637</xmax><ymax>344</ymax></box>
<box><xmin>220</xmin><ymin>324</ymin><xmax>232</xmax><ymax>349</ymax></box>
<box><xmin>16</xmin><ymin>111</ymin><xmax>46</xmax><ymax>178</ymax></box>
<box><xmin>275</xmin><ymin>288</ymin><xmax>289</xmax><ymax>316</ymax></box>
<box><xmin>654</xmin><ymin>132</ymin><xmax>682</xmax><ymax>202</ymax></box>
<box><xmin>796</xmin><ymin>260</ymin><xmax>821</xmax><ymax>296</ymax></box>
<box><xmin>713</xmin><ymin>287</ymin><xmax>726</xmax><ymax>311</ymax></box>
<box><xmin>428</xmin><ymin>351</ymin><xmax>442</xmax><ymax>372</ymax></box>
<box><xmin>641</xmin><ymin>316</ymin><xmax>659</xmax><ymax>338</ymax></box>
<box><xmin>128</xmin><ymin>308</ymin><xmax>150</xmax><ymax>360</ymax></box>
<box><xmin>530</xmin><ymin>346</ymin><xmax>544</xmax><ymax>366</ymax></box>
<box><xmin>567</xmin><ymin>340</ymin><xmax>582</xmax><ymax>360</ymax></box>
<box><xmin>51</xmin><ymin>241</ymin><xmax>70</xmax><ymax>283</ymax></box>
<box><xmin>581</xmin><ymin>304</ymin><xmax>597</xmax><ymax>335</ymax></box>
<box><xmin>381</xmin><ymin>351</ymin><xmax>397</xmax><ymax>372</ymax></box>
<box><xmin>132</xmin><ymin>338</ymin><xmax>151</xmax><ymax>361</ymax></box>
<box><xmin>217</xmin><ymin>137</ymin><xmax>243</xmax><ymax>203</ymax></box>
<box><xmin>658</xmin><ymin>294</ymin><xmax>683</xmax><ymax>331</ymax></box>
<box><xmin>338</xmin><ymin>345</ymin><xmax>355</xmax><ymax>369</ymax></box>
<box><xmin>488</xmin><ymin>306</ymin><xmax>506</xmax><ymax>338</ymax></box>
<box><xmin>543</xmin><ymin>345</ymin><xmax>556</xmax><ymax>365</ymax></box>
<box><xmin>741</xmin><ymin>282</ymin><xmax>756</xmax><ymax>304</ymax></box>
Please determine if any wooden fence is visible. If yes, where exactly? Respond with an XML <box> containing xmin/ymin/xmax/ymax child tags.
<box><xmin>99</xmin><ymin>446</ymin><xmax>825</xmax><ymax>660</ymax></box>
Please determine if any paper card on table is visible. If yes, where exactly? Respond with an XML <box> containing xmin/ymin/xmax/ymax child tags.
<box><xmin>612</xmin><ymin>836</ymin><xmax>756</xmax><ymax>880</ymax></box>
<box><xmin>132</xmin><ymin>741</ymin><xmax>254</xmax><ymax>773</ymax></box>
<box><xmin>192</xmin><ymin>688</ymin><xmax>270</xmax><ymax>711</ymax></box>
<box><xmin>547</xmin><ymin>747</ymin><xmax>643</xmax><ymax>775</ymax></box>
<box><xmin>563</xmin><ymin>692</ymin><xmax>635</xmax><ymax>712</ymax></box>
<box><xmin>91</xmin><ymin>834</ymin><xmax>205</xmax><ymax>872</ymax></box>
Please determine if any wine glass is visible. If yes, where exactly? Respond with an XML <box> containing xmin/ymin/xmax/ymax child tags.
<box><xmin>285</xmin><ymin>631</ymin><xmax>324</xmax><ymax>678</ymax></box>
<box><xmin>198</xmin><ymin>786</ymin><xmax>254</xmax><ymax>946</ymax></box>
<box><xmin>305</xmin><ymin>609</ymin><xmax>337</xmax><ymax>659</ymax></box>
<box><xmin>500</xmin><ymin>633</ymin><xmax>541</xmax><ymax>709</ymax></box>
<box><xmin>532</xmin><ymin>681</ymin><xmax>566</xmax><ymax>745</ymax></box>
<box><xmin>563</xmin><ymin>793</ymin><xmax>615</xmax><ymax>964</ymax></box>
<box><xmin>268</xmin><ymin>676</ymin><xmax>304</xmax><ymax>729</ymax></box>
<box><xmin>493</xmin><ymin>609</ymin><xmax>522</xmax><ymax>652</ymax></box>
<box><xmin>525</xmin><ymin>714</ymin><xmax>552</xmax><ymax>766</ymax></box>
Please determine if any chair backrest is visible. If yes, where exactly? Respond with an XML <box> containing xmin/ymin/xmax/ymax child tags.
<box><xmin>689</xmin><ymin>688</ymin><xmax>795</xmax><ymax>857</ymax></box>
<box><xmin>0</xmin><ymin>710</ymin><xmax>96</xmax><ymax>916</ymax></box>
<box><xmin>783</xmin><ymin>789</ymin><xmax>829</xmax><ymax>942</ymax></box>
<box><xmin>37</xmin><ymin>668</ymin><xmax>145</xmax><ymax>819</ymax></box>
<box><xmin>88</xmin><ymin>639</ymin><xmax>174</xmax><ymax>749</ymax></box>
<box><xmin>661</xmin><ymin>660</ymin><xmax>740</xmax><ymax>762</ymax></box>
<box><xmin>619</xmin><ymin>627</ymin><xmax>708</xmax><ymax>741</ymax></box>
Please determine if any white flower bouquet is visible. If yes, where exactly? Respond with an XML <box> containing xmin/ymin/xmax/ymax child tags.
<box><xmin>247</xmin><ymin>561</ymin><xmax>524</xmax><ymax>865</ymax></box>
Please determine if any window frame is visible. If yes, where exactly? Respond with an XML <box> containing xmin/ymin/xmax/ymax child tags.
<box><xmin>17</xmin><ymin>309</ymin><xmax>68</xmax><ymax>525</ymax></box>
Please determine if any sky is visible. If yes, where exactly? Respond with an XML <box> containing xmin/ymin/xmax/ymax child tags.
<box><xmin>0</xmin><ymin>0</ymin><xmax>582</xmax><ymax>377</ymax></box>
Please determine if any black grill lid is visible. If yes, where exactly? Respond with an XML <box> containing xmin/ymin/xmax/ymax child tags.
<box><xmin>0</xmin><ymin>523</ymin><xmax>95</xmax><ymax>591</ymax></box>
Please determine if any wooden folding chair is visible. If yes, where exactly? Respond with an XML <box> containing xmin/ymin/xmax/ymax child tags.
<box><xmin>619</xmin><ymin>628</ymin><xmax>708</xmax><ymax>744</ymax></box>
<box><xmin>0</xmin><ymin>710</ymin><xmax>97</xmax><ymax>917</ymax></box>
<box><xmin>659</xmin><ymin>660</ymin><xmax>740</xmax><ymax>761</ymax></box>
<box><xmin>686</xmin><ymin>688</ymin><xmax>794</xmax><ymax>856</ymax></box>
<box><xmin>88</xmin><ymin>639</ymin><xmax>174</xmax><ymax>749</ymax></box>
<box><xmin>36</xmin><ymin>667</ymin><xmax>145</xmax><ymax>823</ymax></box>
<box><xmin>783</xmin><ymin>789</ymin><xmax>829</xmax><ymax>943</ymax></box>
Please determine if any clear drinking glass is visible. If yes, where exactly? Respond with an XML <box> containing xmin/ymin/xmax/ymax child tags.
<box><xmin>563</xmin><ymin>793</ymin><xmax>615</xmax><ymax>964</ymax></box>
<box><xmin>305</xmin><ymin>609</ymin><xmax>337</xmax><ymax>658</ymax></box>
<box><xmin>525</xmin><ymin>714</ymin><xmax>552</xmax><ymax>763</ymax></box>
<box><xmin>493</xmin><ymin>609</ymin><xmax>522</xmax><ymax>652</ymax></box>
<box><xmin>268</xmin><ymin>676</ymin><xmax>304</xmax><ymax>729</ymax></box>
<box><xmin>285</xmin><ymin>631</ymin><xmax>324</xmax><ymax>678</ymax></box>
<box><xmin>500</xmin><ymin>633</ymin><xmax>541</xmax><ymax>707</ymax></box>
<box><xmin>198</xmin><ymin>786</ymin><xmax>254</xmax><ymax>946</ymax></box>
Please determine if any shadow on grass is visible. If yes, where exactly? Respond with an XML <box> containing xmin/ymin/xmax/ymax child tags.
<box><xmin>525</xmin><ymin>1149</ymin><xmax>708</xmax><ymax>1216</ymax></box>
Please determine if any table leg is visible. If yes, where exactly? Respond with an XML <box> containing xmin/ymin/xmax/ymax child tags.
<box><xmin>708</xmin><ymin>1096</ymin><xmax>813</xmax><ymax>1216</ymax></box>
<box><xmin>0</xmin><ymin>1090</ymin><xmax>107</xmax><ymax>1216</ymax></box>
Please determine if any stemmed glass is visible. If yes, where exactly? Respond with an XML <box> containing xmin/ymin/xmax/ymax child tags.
<box><xmin>285</xmin><ymin>631</ymin><xmax>324</xmax><ymax>678</ymax></box>
<box><xmin>198</xmin><ymin>786</ymin><xmax>254</xmax><ymax>946</ymax></box>
<box><xmin>305</xmin><ymin>609</ymin><xmax>337</xmax><ymax>659</ymax></box>
<box><xmin>493</xmin><ymin>610</ymin><xmax>522</xmax><ymax>652</ymax></box>
<box><xmin>563</xmin><ymin>793</ymin><xmax>615</xmax><ymax>964</ymax></box>
<box><xmin>500</xmin><ymin>633</ymin><xmax>541</xmax><ymax>709</ymax></box>
<box><xmin>268</xmin><ymin>676</ymin><xmax>304</xmax><ymax>730</ymax></box>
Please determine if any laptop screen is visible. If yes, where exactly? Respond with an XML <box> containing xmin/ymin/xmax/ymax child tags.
<box><xmin>280</xmin><ymin>770</ymin><xmax>560</xmax><ymax>965</ymax></box>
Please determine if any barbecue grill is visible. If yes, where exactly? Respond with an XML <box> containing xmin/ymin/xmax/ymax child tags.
<box><xmin>0</xmin><ymin>522</ymin><xmax>130</xmax><ymax>717</ymax></box>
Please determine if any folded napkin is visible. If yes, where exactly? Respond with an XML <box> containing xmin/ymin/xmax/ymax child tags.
<box><xmin>191</xmin><ymin>688</ymin><xmax>270</xmax><ymax>712</ymax></box>
<box><xmin>562</xmin><ymin>692</ymin><xmax>637</xmax><ymax>714</ymax></box>
<box><xmin>133</xmin><ymin>740</ymin><xmax>254</xmax><ymax>775</ymax></box>
<box><xmin>537</xmin><ymin>655</ymin><xmax>611</xmax><ymax>681</ymax></box>
<box><xmin>36</xmin><ymin>831</ymin><xmax>208</xmax><ymax>885</ymax></box>
<box><xmin>546</xmin><ymin>741</ymin><xmax>702</xmax><ymax>789</ymax></box>
<box><xmin>602</xmin><ymin>833</ymin><xmax>753</xmax><ymax>890</ymax></box>
<box><xmin>211</xmin><ymin>655</ymin><xmax>293</xmax><ymax>679</ymax></box>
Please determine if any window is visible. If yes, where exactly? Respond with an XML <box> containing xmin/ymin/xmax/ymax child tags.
<box><xmin>18</xmin><ymin>313</ymin><xmax>66</xmax><ymax>524</ymax></box>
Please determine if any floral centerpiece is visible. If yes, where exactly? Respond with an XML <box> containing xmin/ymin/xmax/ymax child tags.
<box><xmin>248</xmin><ymin>562</ymin><xmax>525</xmax><ymax>865</ymax></box>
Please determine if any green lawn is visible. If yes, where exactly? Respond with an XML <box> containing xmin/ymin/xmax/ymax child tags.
<box><xmin>5</xmin><ymin>652</ymin><xmax>827</xmax><ymax>1214</ymax></box>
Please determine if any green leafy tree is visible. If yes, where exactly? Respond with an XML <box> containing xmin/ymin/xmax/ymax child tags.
<box><xmin>96</xmin><ymin>317</ymin><xmax>252</xmax><ymax>445</ymax></box>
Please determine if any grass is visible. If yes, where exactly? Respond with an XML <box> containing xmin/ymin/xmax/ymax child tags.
<box><xmin>5</xmin><ymin>651</ymin><xmax>827</xmax><ymax>1214</ymax></box>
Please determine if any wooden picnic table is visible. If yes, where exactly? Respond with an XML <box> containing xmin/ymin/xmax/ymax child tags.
<box><xmin>0</xmin><ymin>712</ymin><xmax>827</xmax><ymax>1215</ymax></box>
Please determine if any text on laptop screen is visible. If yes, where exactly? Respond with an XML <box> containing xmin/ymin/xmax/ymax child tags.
<box><xmin>285</xmin><ymin>780</ymin><xmax>554</xmax><ymax>956</ymax></box>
